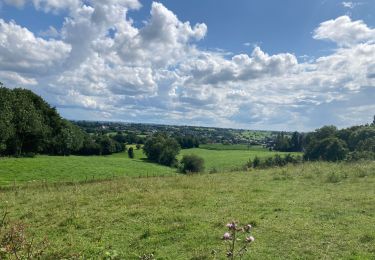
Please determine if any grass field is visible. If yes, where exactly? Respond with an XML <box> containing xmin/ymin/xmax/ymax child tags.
<box><xmin>181</xmin><ymin>145</ymin><xmax>300</xmax><ymax>173</ymax></box>
<box><xmin>199</xmin><ymin>144</ymin><xmax>266</xmax><ymax>151</ymax></box>
<box><xmin>0</xmin><ymin>148</ymin><xmax>175</xmax><ymax>186</ymax></box>
<box><xmin>0</xmin><ymin>145</ymin><xmax>296</xmax><ymax>185</ymax></box>
<box><xmin>1</xmin><ymin>162</ymin><xmax>374</xmax><ymax>259</ymax></box>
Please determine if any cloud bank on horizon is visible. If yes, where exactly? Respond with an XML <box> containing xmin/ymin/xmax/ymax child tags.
<box><xmin>0</xmin><ymin>0</ymin><xmax>374</xmax><ymax>131</ymax></box>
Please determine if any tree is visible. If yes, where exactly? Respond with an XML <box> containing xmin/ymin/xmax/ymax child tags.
<box><xmin>128</xmin><ymin>147</ymin><xmax>134</xmax><ymax>158</ymax></box>
<box><xmin>304</xmin><ymin>137</ymin><xmax>348</xmax><ymax>161</ymax></box>
<box><xmin>179</xmin><ymin>154</ymin><xmax>204</xmax><ymax>173</ymax></box>
<box><xmin>143</xmin><ymin>134</ymin><xmax>180</xmax><ymax>166</ymax></box>
<box><xmin>0</xmin><ymin>86</ymin><xmax>14</xmax><ymax>154</ymax></box>
<box><xmin>9</xmin><ymin>89</ymin><xmax>47</xmax><ymax>155</ymax></box>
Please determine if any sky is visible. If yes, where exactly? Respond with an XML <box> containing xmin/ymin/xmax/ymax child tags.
<box><xmin>0</xmin><ymin>0</ymin><xmax>374</xmax><ymax>131</ymax></box>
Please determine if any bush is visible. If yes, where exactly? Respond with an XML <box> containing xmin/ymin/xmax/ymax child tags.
<box><xmin>136</xmin><ymin>144</ymin><xmax>141</xmax><ymax>150</ymax></box>
<box><xmin>179</xmin><ymin>154</ymin><xmax>205</xmax><ymax>173</ymax></box>
<box><xmin>128</xmin><ymin>147</ymin><xmax>134</xmax><ymax>159</ymax></box>
<box><xmin>252</xmin><ymin>156</ymin><xmax>260</xmax><ymax>168</ymax></box>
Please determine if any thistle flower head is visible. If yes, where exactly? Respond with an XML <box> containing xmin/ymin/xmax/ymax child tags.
<box><xmin>222</xmin><ymin>232</ymin><xmax>232</xmax><ymax>240</ymax></box>
<box><xmin>226</xmin><ymin>222</ymin><xmax>236</xmax><ymax>230</ymax></box>
<box><xmin>245</xmin><ymin>236</ymin><xmax>255</xmax><ymax>243</ymax></box>
<box><xmin>244</xmin><ymin>224</ymin><xmax>252</xmax><ymax>232</ymax></box>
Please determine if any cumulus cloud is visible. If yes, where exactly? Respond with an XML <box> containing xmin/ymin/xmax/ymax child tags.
<box><xmin>0</xmin><ymin>19</ymin><xmax>71</xmax><ymax>75</ymax></box>
<box><xmin>114</xmin><ymin>2</ymin><xmax>207</xmax><ymax>67</ymax></box>
<box><xmin>0</xmin><ymin>2</ymin><xmax>374</xmax><ymax>130</ymax></box>
<box><xmin>313</xmin><ymin>16</ymin><xmax>375</xmax><ymax>47</ymax></box>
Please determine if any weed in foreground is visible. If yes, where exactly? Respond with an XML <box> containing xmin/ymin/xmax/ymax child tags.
<box><xmin>213</xmin><ymin>221</ymin><xmax>255</xmax><ymax>259</ymax></box>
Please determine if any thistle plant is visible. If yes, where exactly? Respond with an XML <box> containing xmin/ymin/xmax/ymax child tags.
<box><xmin>221</xmin><ymin>221</ymin><xmax>255</xmax><ymax>259</ymax></box>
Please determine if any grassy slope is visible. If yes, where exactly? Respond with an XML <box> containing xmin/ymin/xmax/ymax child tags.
<box><xmin>1</xmin><ymin>162</ymin><xmax>374</xmax><ymax>259</ymax></box>
<box><xmin>0</xmin><ymin>149</ymin><xmax>175</xmax><ymax>186</ymax></box>
<box><xmin>180</xmin><ymin>146</ymin><xmax>300</xmax><ymax>172</ymax></box>
<box><xmin>0</xmin><ymin>146</ymin><xmax>294</xmax><ymax>185</ymax></box>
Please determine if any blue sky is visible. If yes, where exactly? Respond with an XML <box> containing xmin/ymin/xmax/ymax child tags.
<box><xmin>0</xmin><ymin>0</ymin><xmax>374</xmax><ymax>130</ymax></box>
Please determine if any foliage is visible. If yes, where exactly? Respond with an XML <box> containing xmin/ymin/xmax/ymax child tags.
<box><xmin>0</xmin><ymin>84</ymin><xmax>124</xmax><ymax>157</ymax></box>
<box><xmin>273</xmin><ymin>132</ymin><xmax>304</xmax><ymax>152</ymax></box>
<box><xmin>304</xmin><ymin>137</ymin><xmax>349</xmax><ymax>161</ymax></box>
<box><xmin>273</xmin><ymin>121</ymin><xmax>375</xmax><ymax>162</ymax></box>
<box><xmin>174</xmin><ymin>135</ymin><xmax>199</xmax><ymax>149</ymax></box>
<box><xmin>249</xmin><ymin>154</ymin><xmax>302</xmax><ymax>169</ymax></box>
<box><xmin>128</xmin><ymin>147</ymin><xmax>134</xmax><ymax>159</ymax></box>
<box><xmin>143</xmin><ymin>134</ymin><xmax>181</xmax><ymax>166</ymax></box>
<box><xmin>179</xmin><ymin>154</ymin><xmax>205</xmax><ymax>173</ymax></box>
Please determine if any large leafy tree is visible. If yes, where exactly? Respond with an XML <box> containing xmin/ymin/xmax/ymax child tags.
<box><xmin>304</xmin><ymin>137</ymin><xmax>348</xmax><ymax>161</ymax></box>
<box><xmin>143</xmin><ymin>133</ymin><xmax>180</xmax><ymax>166</ymax></box>
<box><xmin>0</xmin><ymin>86</ymin><xmax>14</xmax><ymax>153</ymax></box>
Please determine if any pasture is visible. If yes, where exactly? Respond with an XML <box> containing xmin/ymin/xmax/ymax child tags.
<box><xmin>0</xmin><ymin>145</ymin><xmax>294</xmax><ymax>185</ymax></box>
<box><xmin>0</xmin><ymin>149</ymin><xmax>175</xmax><ymax>186</ymax></box>
<box><xmin>181</xmin><ymin>145</ymin><xmax>300</xmax><ymax>172</ymax></box>
<box><xmin>1</xmin><ymin>162</ymin><xmax>374</xmax><ymax>259</ymax></box>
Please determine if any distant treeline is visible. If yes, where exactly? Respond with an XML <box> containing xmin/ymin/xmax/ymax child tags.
<box><xmin>0</xmin><ymin>85</ymin><xmax>125</xmax><ymax>157</ymax></box>
<box><xmin>273</xmin><ymin>120</ymin><xmax>375</xmax><ymax>161</ymax></box>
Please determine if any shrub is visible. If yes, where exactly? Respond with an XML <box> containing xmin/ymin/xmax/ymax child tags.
<box><xmin>179</xmin><ymin>154</ymin><xmax>205</xmax><ymax>173</ymax></box>
<box><xmin>252</xmin><ymin>156</ymin><xmax>260</xmax><ymax>168</ymax></box>
<box><xmin>136</xmin><ymin>144</ymin><xmax>141</xmax><ymax>150</ymax></box>
<box><xmin>128</xmin><ymin>147</ymin><xmax>134</xmax><ymax>159</ymax></box>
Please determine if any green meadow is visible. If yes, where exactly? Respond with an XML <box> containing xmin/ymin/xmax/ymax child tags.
<box><xmin>180</xmin><ymin>145</ymin><xmax>300</xmax><ymax>172</ymax></box>
<box><xmin>0</xmin><ymin>149</ymin><xmax>175</xmax><ymax>186</ymax></box>
<box><xmin>1</xmin><ymin>162</ymin><xmax>374</xmax><ymax>259</ymax></box>
<box><xmin>0</xmin><ymin>145</ymin><xmax>297</xmax><ymax>185</ymax></box>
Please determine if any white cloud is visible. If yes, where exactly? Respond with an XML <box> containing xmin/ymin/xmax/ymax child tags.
<box><xmin>1</xmin><ymin>2</ymin><xmax>374</xmax><ymax>130</ymax></box>
<box><xmin>342</xmin><ymin>1</ymin><xmax>355</xmax><ymax>9</ymax></box>
<box><xmin>313</xmin><ymin>16</ymin><xmax>375</xmax><ymax>47</ymax></box>
<box><xmin>0</xmin><ymin>19</ymin><xmax>71</xmax><ymax>75</ymax></box>
<box><xmin>114</xmin><ymin>2</ymin><xmax>207</xmax><ymax>67</ymax></box>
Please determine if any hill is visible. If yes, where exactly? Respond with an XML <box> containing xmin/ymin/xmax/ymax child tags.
<box><xmin>1</xmin><ymin>162</ymin><xmax>374</xmax><ymax>259</ymax></box>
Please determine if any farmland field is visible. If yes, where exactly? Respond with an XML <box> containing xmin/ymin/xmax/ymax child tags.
<box><xmin>1</xmin><ymin>162</ymin><xmax>374</xmax><ymax>259</ymax></box>
<box><xmin>0</xmin><ymin>148</ymin><xmax>176</xmax><ymax>186</ymax></box>
<box><xmin>181</xmin><ymin>145</ymin><xmax>300</xmax><ymax>172</ymax></box>
<box><xmin>0</xmin><ymin>145</ymin><xmax>297</xmax><ymax>185</ymax></box>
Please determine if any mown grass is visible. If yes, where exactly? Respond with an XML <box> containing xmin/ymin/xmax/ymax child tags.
<box><xmin>0</xmin><ymin>149</ymin><xmax>175</xmax><ymax>186</ymax></box>
<box><xmin>180</xmin><ymin>146</ymin><xmax>300</xmax><ymax>172</ymax></box>
<box><xmin>1</xmin><ymin>162</ymin><xmax>374</xmax><ymax>259</ymax></box>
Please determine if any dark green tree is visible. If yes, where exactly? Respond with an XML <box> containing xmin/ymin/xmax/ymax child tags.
<box><xmin>143</xmin><ymin>134</ymin><xmax>180</xmax><ymax>166</ymax></box>
<box><xmin>0</xmin><ymin>86</ymin><xmax>14</xmax><ymax>154</ymax></box>
<box><xmin>304</xmin><ymin>137</ymin><xmax>348</xmax><ymax>161</ymax></box>
<box><xmin>128</xmin><ymin>147</ymin><xmax>134</xmax><ymax>158</ymax></box>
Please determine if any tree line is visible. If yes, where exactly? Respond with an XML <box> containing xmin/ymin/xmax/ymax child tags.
<box><xmin>273</xmin><ymin>118</ymin><xmax>375</xmax><ymax>161</ymax></box>
<box><xmin>0</xmin><ymin>85</ymin><xmax>125</xmax><ymax>157</ymax></box>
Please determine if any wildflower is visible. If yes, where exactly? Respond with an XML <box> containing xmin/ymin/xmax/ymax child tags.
<box><xmin>245</xmin><ymin>236</ymin><xmax>255</xmax><ymax>243</ymax></box>
<box><xmin>244</xmin><ymin>224</ymin><xmax>252</xmax><ymax>232</ymax></box>
<box><xmin>222</xmin><ymin>232</ymin><xmax>232</xmax><ymax>240</ymax></box>
<box><xmin>226</xmin><ymin>222</ymin><xmax>236</xmax><ymax>230</ymax></box>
